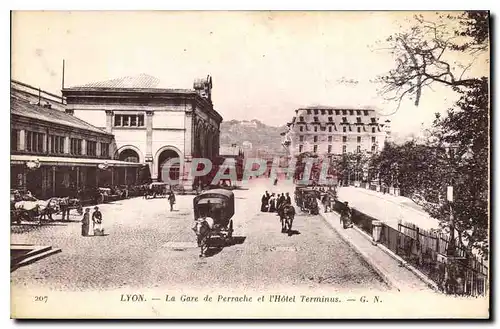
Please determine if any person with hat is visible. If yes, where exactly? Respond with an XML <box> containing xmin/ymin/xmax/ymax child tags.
<box><xmin>92</xmin><ymin>206</ymin><xmax>103</xmax><ymax>235</ymax></box>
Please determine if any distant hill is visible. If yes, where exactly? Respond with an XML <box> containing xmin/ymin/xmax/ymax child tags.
<box><xmin>220</xmin><ymin>119</ymin><xmax>287</xmax><ymax>157</ymax></box>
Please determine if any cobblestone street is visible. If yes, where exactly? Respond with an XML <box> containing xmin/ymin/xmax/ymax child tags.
<box><xmin>11</xmin><ymin>178</ymin><xmax>387</xmax><ymax>293</ymax></box>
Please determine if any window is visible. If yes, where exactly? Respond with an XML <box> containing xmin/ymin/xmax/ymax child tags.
<box><xmin>342</xmin><ymin>117</ymin><xmax>347</xmax><ymax>123</ymax></box>
<box><xmin>328</xmin><ymin>145</ymin><xmax>332</xmax><ymax>153</ymax></box>
<box><xmin>372</xmin><ymin>137</ymin><xmax>376</xmax><ymax>143</ymax></box>
<box><xmin>357</xmin><ymin>117</ymin><xmax>362</xmax><ymax>123</ymax></box>
<box><xmin>313</xmin><ymin>145</ymin><xmax>318</xmax><ymax>153</ymax></box>
<box><xmin>328</xmin><ymin>126</ymin><xmax>332</xmax><ymax>132</ymax></box>
<box><xmin>357</xmin><ymin>110</ymin><xmax>361</xmax><ymax>115</ymax></box>
<box><xmin>342</xmin><ymin>136</ymin><xmax>347</xmax><ymax>143</ymax></box>
<box><xmin>314</xmin><ymin>109</ymin><xmax>319</xmax><ymax>115</ymax></box>
<box><xmin>342</xmin><ymin>145</ymin><xmax>347</xmax><ymax>153</ymax></box>
<box><xmin>372</xmin><ymin>127</ymin><xmax>376</xmax><ymax>133</ymax></box>
<box><xmin>328</xmin><ymin>116</ymin><xmax>333</xmax><ymax>122</ymax></box>
<box><xmin>328</xmin><ymin>136</ymin><xmax>332</xmax><ymax>142</ymax></box>
<box><xmin>314</xmin><ymin>116</ymin><xmax>319</xmax><ymax>122</ymax></box>
<box><xmin>299</xmin><ymin>145</ymin><xmax>303</xmax><ymax>153</ymax></box>
<box><xmin>100</xmin><ymin>143</ymin><xmax>110</xmax><ymax>157</ymax></box>
<box><xmin>328</xmin><ymin>109</ymin><xmax>333</xmax><ymax>115</ymax></box>
<box><xmin>357</xmin><ymin>145</ymin><xmax>361</xmax><ymax>153</ymax></box>
<box><xmin>364</xmin><ymin>110</ymin><xmax>369</xmax><ymax>116</ymax></box>
<box><xmin>357</xmin><ymin>136</ymin><xmax>361</xmax><ymax>143</ymax></box>
<box><xmin>86</xmin><ymin>141</ymin><xmax>97</xmax><ymax>157</ymax></box>
<box><xmin>349</xmin><ymin>110</ymin><xmax>354</xmax><ymax>115</ymax></box>
<box><xmin>371</xmin><ymin>145</ymin><xmax>376</xmax><ymax>152</ymax></box>
<box><xmin>49</xmin><ymin>135</ymin><xmax>65</xmax><ymax>154</ymax></box>
<box><xmin>371</xmin><ymin>117</ymin><xmax>376</xmax><ymax>123</ymax></box>
<box><xmin>26</xmin><ymin>131</ymin><xmax>44</xmax><ymax>153</ymax></box>
<box><xmin>70</xmin><ymin>138</ymin><xmax>82</xmax><ymax>155</ymax></box>
<box><xmin>342</xmin><ymin>110</ymin><xmax>347</xmax><ymax>115</ymax></box>
<box><xmin>357</xmin><ymin>127</ymin><xmax>361</xmax><ymax>133</ymax></box>
<box><xmin>299</xmin><ymin>126</ymin><xmax>303</xmax><ymax>132</ymax></box>
<box><xmin>114</xmin><ymin>114</ymin><xmax>145</xmax><ymax>127</ymax></box>
<box><xmin>321</xmin><ymin>109</ymin><xmax>325</xmax><ymax>115</ymax></box>
<box><xmin>313</xmin><ymin>136</ymin><xmax>318</xmax><ymax>142</ymax></box>
<box><xmin>335</xmin><ymin>110</ymin><xmax>340</xmax><ymax>115</ymax></box>
<box><xmin>299</xmin><ymin>136</ymin><xmax>304</xmax><ymax>142</ymax></box>
<box><xmin>343</xmin><ymin>126</ymin><xmax>347</xmax><ymax>133</ymax></box>
<box><xmin>314</xmin><ymin>126</ymin><xmax>318</xmax><ymax>132</ymax></box>
<box><xmin>307</xmin><ymin>109</ymin><xmax>311</xmax><ymax>115</ymax></box>
<box><xmin>11</xmin><ymin>129</ymin><xmax>18</xmax><ymax>151</ymax></box>
<box><xmin>299</xmin><ymin>116</ymin><xmax>304</xmax><ymax>122</ymax></box>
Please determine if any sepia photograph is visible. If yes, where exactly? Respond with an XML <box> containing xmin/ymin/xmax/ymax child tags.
<box><xmin>9</xmin><ymin>10</ymin><xmax>490</xmax><ymax>319</ymax></box>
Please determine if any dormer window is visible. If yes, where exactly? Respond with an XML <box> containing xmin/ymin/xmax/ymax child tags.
<box><xmin>314</xmin><ymin>116</ymin><xmax>319</xmax><ymax>122</ymax></box>
<box><xmin>335</xmin><ymin>110</ymin><xmax>340</xmax><ymax>115</ymax></box>
<box><xmin>349</xmin><ymin>110</ymin><xmax>354</xmax><ymax>115</ymax></box>
<box><xmin>328</xmin><ymin>109</ymin><xmax>333</xmax><ymax>115</ymax></box>
<box><xmin>321</xmin><ymin>109</ymin><xmax>325</xmax><ymax>115</ymax></box>
<box><xmin>328</xmin><ymin>117</ymin><xmax>333</xmax><ymax>122</ymax></box>
<box><xmin>314</xmin><ymin>109</ymin><xmax>319</xmax><ymax>115</ymax></box>
<box><xmin>342</xmin><ymin>110</ymin><xmax>347</xmax><ymax>115</ymax></box>
<box><xmin>307</xmin><ymin>109</ymin><xmax>311</xmax><ymax>115</ymax></box>
<box><xmin>357</xmin><ymin>117</ymin><xmax>362</xmax><ymax>124</ymax></box>
<box><xmin>364</xmin><ymin>110</ymin><xmax>369</xmax><ymax>116</ymax></box>
<box><xmin>357</xmin><ymin>110</ymin><xmax>361</xmax><ymax>115</ymax></box>
<box><xmin>299</xmin><ymin>116</ymin><xmax>304</xmax><ymax>122</ymax></box>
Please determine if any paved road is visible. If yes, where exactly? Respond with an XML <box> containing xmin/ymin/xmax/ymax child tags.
<box><xmin>11</xmin><ymin>178</ymin><xmax>387</xmax><ymax>292</ymax></box>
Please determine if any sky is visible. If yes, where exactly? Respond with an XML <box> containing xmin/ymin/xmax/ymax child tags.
<box><xmin>11</xmin><ymin>11</ymin><xmax>487</xmax><ymax>139</ymax></box>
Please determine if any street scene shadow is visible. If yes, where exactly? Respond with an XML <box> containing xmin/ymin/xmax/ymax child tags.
<box><xmin>287</xmin><ymin>230</ymin><xmax>301</xmax><ymax>236</ymax></box>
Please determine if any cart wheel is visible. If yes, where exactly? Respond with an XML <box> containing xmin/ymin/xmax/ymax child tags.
<box><xmin>227</xmin><ymin>220</ymin><xmax>233</xmax><ymax>241</ymax></box>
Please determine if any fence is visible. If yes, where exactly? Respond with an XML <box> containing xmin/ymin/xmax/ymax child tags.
<box><xmin>332</xmin><ymin>200</ymin><xmax>488</xmax><ymax>296</ymax></box>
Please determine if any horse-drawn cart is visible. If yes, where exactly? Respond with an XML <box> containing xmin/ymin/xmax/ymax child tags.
<box><xmin>294</xmin><ymin>187</ymin><xmax>319</xmax><ymax>215</ymax></box>
<box><xmin>192</xmin><ymin>189</ymin><xmax>235</xmax><ymax>257</ymax></box>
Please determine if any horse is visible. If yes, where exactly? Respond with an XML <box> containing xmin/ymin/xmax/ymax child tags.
<box><xmin>57</xmin><ymin>197</ymin><xmax>83</xmax><ymax>219</ymax></box>
<box><xmin>278</xmin><ymin>204</ymin><xmax>296</xmax><ymax>234</ymax></box>
<box><xmin>192</xmin><ymin>220</ymin><xmax>211</xmax><ymax>257</ymax></box>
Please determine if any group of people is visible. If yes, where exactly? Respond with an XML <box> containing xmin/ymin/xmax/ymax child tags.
<box><xmin>260</xmin><ymin>191</ymin><xmax>292</xmax><ymax>213</ymax></box>
<box><xmin>81</xmin><ymin>206</ymin><xmax>103</xmax><ymax>237</ymax></box>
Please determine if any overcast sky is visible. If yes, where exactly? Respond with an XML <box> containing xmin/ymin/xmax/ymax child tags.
<box><xmin>11</xmin><ymin>11</ymin><xmax>484</xmax><ymax>138</ymax></box>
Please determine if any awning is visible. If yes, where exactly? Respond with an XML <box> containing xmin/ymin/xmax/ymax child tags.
<box><xmin>10</xmin><ymin>154</ymin><xmax>145</xmax><ymax>168</ymax></box>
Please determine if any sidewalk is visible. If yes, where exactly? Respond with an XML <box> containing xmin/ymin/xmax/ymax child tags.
<box><xmin>337</xmin><ymin>187</ymin><xmax>440</xmax><ymax>231</ymax></box>
<box><xmin>320</xmin><ymin>209</ymin><xmax>435</xmax><ymax>293</ymax></box>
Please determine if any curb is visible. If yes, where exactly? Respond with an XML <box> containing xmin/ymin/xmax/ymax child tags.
<box><xmin>350</xmin><ymin>225</ymin><xmax>440</xmax><ymax>292</ymax></box>
<box><xmin>318</xmin><ymin>211</ymin><xmax>401</xmax><ymax>292</ymax></box>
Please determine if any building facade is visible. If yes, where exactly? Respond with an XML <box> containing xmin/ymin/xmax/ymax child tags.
<box><xmin>283</xmin><ymin>106</ymin><xmax>391</xmax><ymax>158</ymax></box>
<box><xmin>11</xmin><ymin>81</ymin><xmax>142</xmax><ymax>199</ymax></box>
<box><xmin>62</xmin><ymin>74</ymin><xmax>223</xmax><ymax>191</ymax></box>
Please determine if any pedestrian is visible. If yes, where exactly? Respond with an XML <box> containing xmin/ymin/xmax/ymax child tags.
<box><xmin>92</xmin><ymin>206</ymin><xmax>103</xmax><ymax>235</ymax></box>
<box><xmin>285</xmin><ymin>192</ymin><xmax>292</xmax><ymax>205</ymax></box>
<box><xmin>261</xmin><ymin>192</ymin><xmax>268</xmax><ymax>212</ymax></box>
<box><xmin>81</xmin><ymin>208</ymin><xmax>90</xmax><ymax>237</ymax></box>
<box><xmin>168</xmin><ymin>190</ymin><xmax>176</xmax><ymax>211</ymax></box>
<box><xmin>340</xmin><ymin>201</ymin><xmax>353</xmax><ymax>229</ymax></box>
<box><xmin>274</xmin><ymin>177</ymin><xmax>278</xmax><ymax>186</ymax></box>
<box><xmin>269</xmin><ymin>193</ymin><xmax>276</xmax><ymax>212</ymax></box>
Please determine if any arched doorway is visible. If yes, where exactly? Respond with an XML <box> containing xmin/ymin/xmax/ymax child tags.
<box><xmin>157</xmin><ymin>149</ymin><xmax>181</xmax><ymax>182</ymax></box>
<box><xmin>119</xmin><ymin>149</ymin><xmax>140</xmax><ymax>163</ymax></box>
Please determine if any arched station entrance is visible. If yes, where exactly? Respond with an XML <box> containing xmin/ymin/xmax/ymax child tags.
<box><xmin>157</xmin><ymin>149</ymin><xmax>181</xmax><ymax>183</ymax></box>
<box><xmin>119</xmin><ymin>149</ymin><xmax>140</xmax><ymax>163</ymax></box>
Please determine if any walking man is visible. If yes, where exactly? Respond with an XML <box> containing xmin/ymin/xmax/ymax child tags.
<box><xmin>168</xmin><ymin>190</ymin><xmax>176</xmax><ymax>211</ymax></box>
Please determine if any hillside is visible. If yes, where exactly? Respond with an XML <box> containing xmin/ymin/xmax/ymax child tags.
<box><xmin>219</xmin><ymin>119</ymin><xmax>287</xmax><ymax>157</ymax></box>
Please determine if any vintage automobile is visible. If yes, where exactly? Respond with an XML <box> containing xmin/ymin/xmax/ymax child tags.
<box><xmin>192</xmin><ymin>189</ymin><xmax>235</xmax><ymax>257</ymax></box>
<box><xmin>144</xmin><ymin>182</ymin><xmax>170</xmax><ymax>199</ymax></box>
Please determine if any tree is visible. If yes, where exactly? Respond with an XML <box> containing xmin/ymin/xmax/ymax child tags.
<box><xmin>377</xmin><ymin>11</ymin><xmax>489</xmax><ymax>109</ymax></box>
<box><xmin>424</xmin><ymin>78</ymin><xmax>489</xmax><ymax>259</ymax></box>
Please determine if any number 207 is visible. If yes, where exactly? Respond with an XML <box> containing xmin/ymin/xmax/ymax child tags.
<box><xmin>34</xmin><ymin>296</ymin><xmax>48</xmax><ymax>303</ymax></box>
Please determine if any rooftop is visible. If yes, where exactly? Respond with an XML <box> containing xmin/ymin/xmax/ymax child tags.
<box><xmin>63</xmin><ymin>73</ymin><xmax>193</xmax><ymax>94</ymax></box>
<box><xmin>11</xmin><ymin>95</ymin><xmax>111</xmax><ymax>135</ymax></box>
